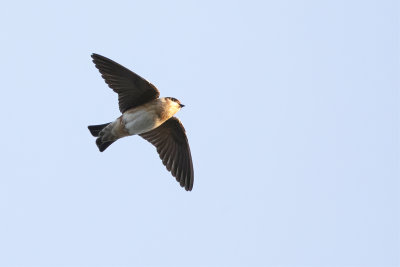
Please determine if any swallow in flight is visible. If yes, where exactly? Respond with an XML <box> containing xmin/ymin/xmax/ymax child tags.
<box><xmin>88</xmin><ymin>54</ymin><xmax>194</xmax><ymax>191</ymax></box>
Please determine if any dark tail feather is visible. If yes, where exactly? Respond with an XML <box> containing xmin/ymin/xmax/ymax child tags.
<box><xmin>88</xmin><ymin>122</ymin><xmax>111</xmax><ymax>137</ymax></box>
<box><xmin>96</xmin><ymin>137</ymin><xmax>115</xmax><ymax>152</ymax></box>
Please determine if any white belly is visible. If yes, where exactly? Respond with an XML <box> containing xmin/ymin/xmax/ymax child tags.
<box><xmin>122</xmin><ymin>109</ymin><xmax>161</xmax><ymax>135</ymax></box>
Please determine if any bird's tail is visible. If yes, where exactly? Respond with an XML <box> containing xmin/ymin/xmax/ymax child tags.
<box><xmin>88</xmin><ymin>122</ymin><xmax>115</xmax><ymax>152</ymax></box>
<box><xmin>95</xmin><ymin>137</ymin><xmax>115</xmax><ymax>152</ymax></box>
<box><xmin>88</xmin><ymin>122</ymin><xmax>111</xmax><ymax>137</ymax></box>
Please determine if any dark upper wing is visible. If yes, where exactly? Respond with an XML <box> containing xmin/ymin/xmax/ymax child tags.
<box><xmin>91</xmin><ymin>53</ymin><xmax>160</xmax><ymax>113</ymax></box>
<box><xmin>140</xmin><ymin>117</ymin><xmax>194</xmax><ymax>191</ymax></box>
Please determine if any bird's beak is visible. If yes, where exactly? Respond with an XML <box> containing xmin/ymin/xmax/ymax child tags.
<box><xmin>180</xmin><ymin>104</ymin><xmax>185</xmax><ymax>108</ymax></box>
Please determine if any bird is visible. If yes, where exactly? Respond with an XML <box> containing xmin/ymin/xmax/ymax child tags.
<box><xmin>88</xmin><ymin>53</ymin><xmax>194</xmax><ymax>191</ymax></box>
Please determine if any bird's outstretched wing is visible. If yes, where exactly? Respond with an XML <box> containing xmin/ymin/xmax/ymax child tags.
<box><xmin>140</xmin><ymin>117</ymin><xmax>194</xmax><ymax>191</ymax></box>
<box><xmin>91</xmin><ymin>53</ymin><xmax>160</xmax><ymax>113</ymax></box>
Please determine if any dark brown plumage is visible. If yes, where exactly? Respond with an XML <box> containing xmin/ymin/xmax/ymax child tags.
<box><xmin>140</xmin><ymin>117</ymin><xmax>194</xmax><ymax>191</ymax></box>
<box><xmin>91</xmin><ymin>53</ymin><xmax>160</xmax><ymax>113</ymax></box>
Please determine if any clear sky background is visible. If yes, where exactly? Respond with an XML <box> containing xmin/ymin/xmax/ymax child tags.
<box><xmin>0</xmin><ymin>1</ymin><xmax>398</xmax><ymax>266</ymax></box>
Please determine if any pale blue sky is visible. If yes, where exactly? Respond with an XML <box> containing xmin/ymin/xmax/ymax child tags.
<box><xmin>0</xmin><ymin>1</ymin><xmax>398</xmax><ymax>266</ymax></box>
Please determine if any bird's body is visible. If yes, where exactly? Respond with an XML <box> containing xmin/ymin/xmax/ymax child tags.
<box><xmin>88</xmin><ymin>54</ymin><xmax>194</xmax><ymax>191</ymax></box>
<box><xmin>123</xmin><ymin>98</ymin><xmax>181</xmax><ymax>135</ymax></box>
<box><xmin>100</xmin><ymin>98</ymin><xmax>181</xmax><ymax>143</ymax></box>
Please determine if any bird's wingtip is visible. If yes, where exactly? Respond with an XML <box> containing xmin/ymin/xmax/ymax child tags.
<box><xmin>91</xmin><ymin>53</ymin><xmax>102</xmax><ymax>60</ymax></box>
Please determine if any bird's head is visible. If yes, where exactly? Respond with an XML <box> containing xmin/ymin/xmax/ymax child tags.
<box><xmin>165</xmin><ymin>97</ymin><xmax>185</xmax><ymax>108</ymax></box>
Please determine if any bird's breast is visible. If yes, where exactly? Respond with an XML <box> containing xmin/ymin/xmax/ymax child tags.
<box><xmin>122</xmin><ymin>107</ymin><xmax>162</xmax><ymax>135</ymax></box>
<box><xmin>121</xmin><ymin>100</ymin><xmax>179</xmax><ymax>135</ymax></box>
